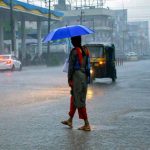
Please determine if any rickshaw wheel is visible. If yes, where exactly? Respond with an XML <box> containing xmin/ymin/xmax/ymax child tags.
<box><xmin>111</xmin><ymin>68</ymin><xmax>117</xmax><ymax>82</ymax></box>
<box><xmin>112</xmin><ymin>77</ymin><xmax>116</xmax><ymax>82</ymax></box>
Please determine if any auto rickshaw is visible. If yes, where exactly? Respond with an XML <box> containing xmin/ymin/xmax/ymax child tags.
<box><xmin>85</xmin><ymin>43</ymin><xmax>117</xmax><ymax>82</ymax></box>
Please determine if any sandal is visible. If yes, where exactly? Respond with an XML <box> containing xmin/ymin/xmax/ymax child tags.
<box><xmin>61</xmin><ymin>120</ymin><xmax>73</xmax><ymax>128</ymax></box>
<box><xmin>78</xmin><ymin>125</ymin><xmax>91</xmax><ymax>131</ymax></box>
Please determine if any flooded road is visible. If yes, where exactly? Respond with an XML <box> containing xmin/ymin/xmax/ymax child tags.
<box><xmin>0</xmin><ymin>60</ymin><xmax>150</xmax><ymax>150</ymax></box>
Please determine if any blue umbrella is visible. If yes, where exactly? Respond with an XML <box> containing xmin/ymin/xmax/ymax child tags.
<box><xmin>43</xmin><ymin>25</ymin><xmax>94</xmax><ymax>42</ymax></box>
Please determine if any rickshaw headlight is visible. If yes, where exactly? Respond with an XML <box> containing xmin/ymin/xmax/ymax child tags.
<box><xmin>90</xmin><ymin>69</ymin><xmax>93</xmax><ymax>74</ymax></box>
<box><xmin>99</xmin><ymin>61</ymin><xmax>104</xmax><ymax>65</ymax></box>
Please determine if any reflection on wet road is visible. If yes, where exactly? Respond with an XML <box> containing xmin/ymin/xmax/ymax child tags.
<box><xmin>0</xmin><ymin>67</ymin><xmax>107</xmax><ymax>106</ymax></box>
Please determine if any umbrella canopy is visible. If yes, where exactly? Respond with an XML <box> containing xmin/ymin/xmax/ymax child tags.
<box><xmin>43</xmin><ymin>25</ymin><xmax>94</xmax><ymax>42</ymax></box>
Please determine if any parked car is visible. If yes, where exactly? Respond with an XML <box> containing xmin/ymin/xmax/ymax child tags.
<box><xmin>0</xmin><ymin>54</ymin><xmax>22</xmax><ymax>71</ymax></box>
<box><xmin>126</xmin><ymin>52</ymin><xmax>138</xmax><ymax>61</ymax></box>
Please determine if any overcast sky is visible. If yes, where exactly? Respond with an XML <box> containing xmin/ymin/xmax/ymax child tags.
<box><xmin>20</xmin><ymin>0</ymin><xmax>150</xmax><ymax>21</ymax></box>
<box><xmin>105</xmin><ymin>0</ymin><xmax>150</xmax><ymax>21</ymax></box>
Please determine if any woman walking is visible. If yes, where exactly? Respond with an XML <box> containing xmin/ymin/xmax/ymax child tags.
<box><xmin>61</xmin><ymin>36</ymin><xmax>91</xmax><ymax>131</ymax></box>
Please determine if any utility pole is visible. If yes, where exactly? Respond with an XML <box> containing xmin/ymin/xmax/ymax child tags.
<box><xmin>122</xmin><ymin>0</ymin><xmax>126</xmax><ymax>54</ymax></box>
<box><xmin>47</xmin><ymin>0</ymin><xmax>51</xmax><ymax>65</ymax></box>
<box><xmin>84</xmin><ymin>0</ymin><xmax>87</xmax><ymax>7</ymax></box>
<box><xmin>10</xmin><ymin>0</ymin><xmax>15</xmax><ymax>54</ymax></box>
<box><xmin>92</xmin><ymin>18</ymin><xmax>95</xmax><ymax>41</ymax></box>
<box><xmin>80</xmin><ymin>0</ymin><xmax>83</xmax><ymax>25</ymax></box>
<box><xmin>80</xmin><ymin>10</ymin><xmax>84</xmax><ymax>25</ymax></box>
<box><xmin>75</xmin><ymin>0</ymin><xmax>77</xmax><ymax>9</ymax></box>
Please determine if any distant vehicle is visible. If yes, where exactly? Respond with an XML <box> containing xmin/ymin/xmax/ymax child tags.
<box><xmin>0</xmin><ymin>54</ymin><xmax>22</xmax><ymax>71</ymax></box>
<box><xmin>126</xmin><ymin>52</ymin><xmax>138</xmax><ymax>61</ymax></box>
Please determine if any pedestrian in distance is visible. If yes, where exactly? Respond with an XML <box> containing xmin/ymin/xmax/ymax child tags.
<box><xmin>61</xmin><ymin>36</ymin><xmax>91</xmax><ymax>131</ymax></box>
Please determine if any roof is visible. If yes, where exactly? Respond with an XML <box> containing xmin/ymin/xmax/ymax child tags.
<box><xmin>0</xmin><ymin>0</ymin><xmax>64</xmax><ymax>20</ymax></box>
<box><xmin>85</xmin><ymin>42</ymin><xmax>113</xmax><ymax>47</ymax></box>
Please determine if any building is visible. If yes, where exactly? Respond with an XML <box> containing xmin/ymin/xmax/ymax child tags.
<box><xmin>127</xmin><ymin>21</ymin><xmax>149</xmax><ymax>56</ymax></box>
<box><xmin>58</xmin><ymin>7</ymin><xmax>114</xmax><ymax>45</ymax></box>
<box><xmin>51</xmin><ymin>0</ymin><xmax>127</xmax><ymax>57</ymax></box>
<box><xmin>112</xmin><ymin>9</ymin><xmax>128</xmax><ymax>57</ymax></box>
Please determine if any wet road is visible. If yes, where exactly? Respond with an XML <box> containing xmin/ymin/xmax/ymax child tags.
<box><xmin>0</xmin><ymin>60</ymin><xmax>150</xmax><ymax>150</ymax></box>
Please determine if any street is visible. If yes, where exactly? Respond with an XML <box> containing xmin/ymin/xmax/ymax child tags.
<box><xmin>0</xmin><ymin>60</ymin><xmax>150</xmax><ymax>150</ymax></box>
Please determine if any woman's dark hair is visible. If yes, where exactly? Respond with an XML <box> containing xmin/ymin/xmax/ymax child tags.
<box><xmin>71</xmin><ymin>36</ymin><xmax>81</xmax><ymax>47</ymax></box>
<box><xmin>71</xmin><ymin>36</ymin><xmax>86</xmax><ymax>56</ymax></box>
